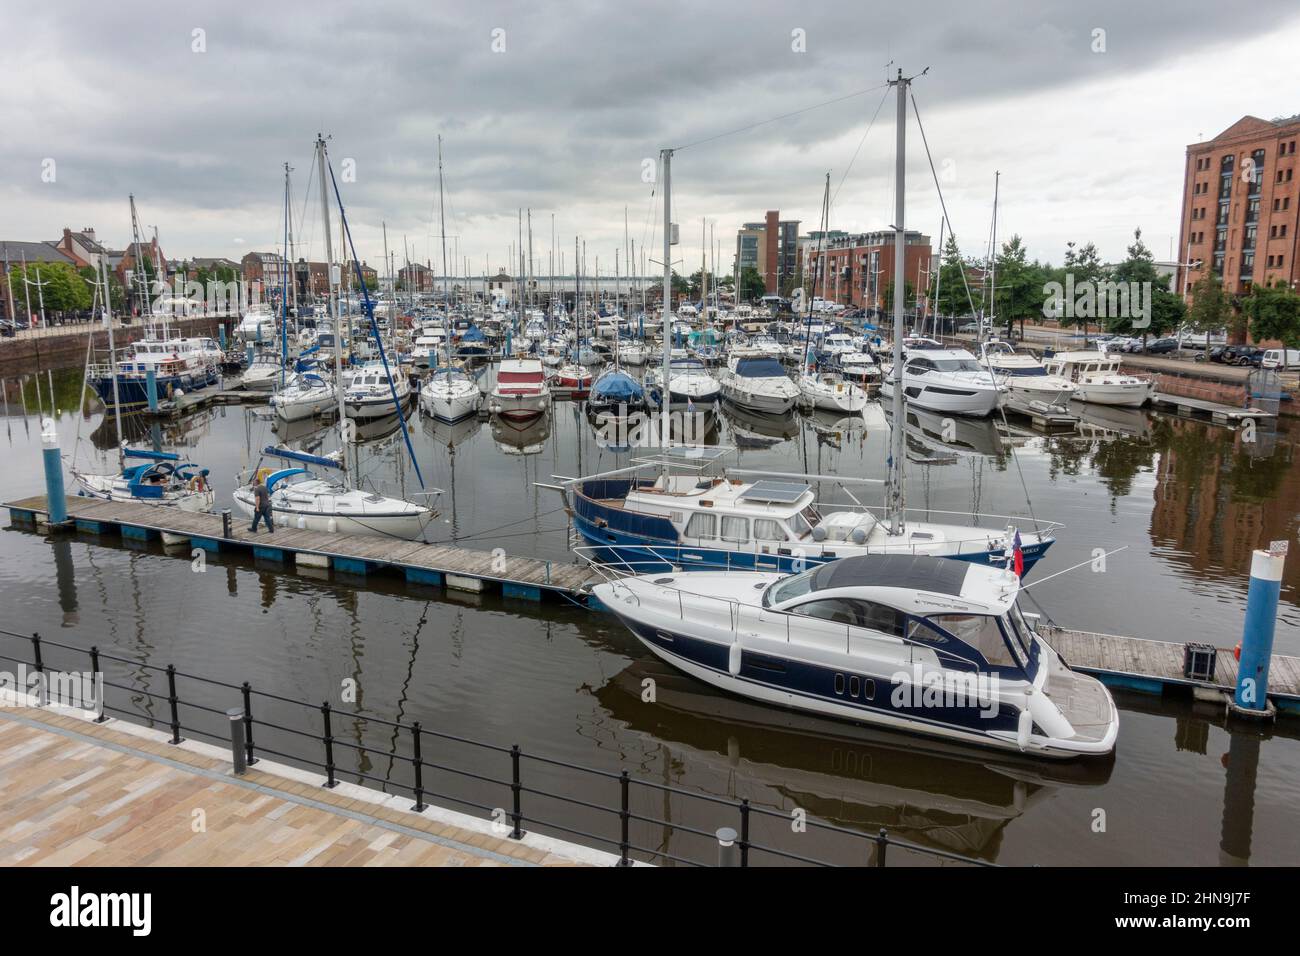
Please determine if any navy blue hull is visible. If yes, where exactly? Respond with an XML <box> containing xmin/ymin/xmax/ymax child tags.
<box><xmin>613</xmin><ymin>613</ymin><xmax>1023</xmax><ymax>742</ymax></box>
<box><xmin>90</xmin><ymin>369</ymin><xmax>219</xmax><ymax>408</ymax></box>
<box><xmin>573</xmin><ymin>490</ymin><xmax>1050</xmax><ymax>576</ymax></box>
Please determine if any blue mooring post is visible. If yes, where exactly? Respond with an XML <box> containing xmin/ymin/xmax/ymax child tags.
<box><xmin>505</xmin><ymin>327</ymin><xmax>512</xmax><ymax>357</ymax></box>
<box><xmin>1232</xmin><ymin>543</ymin><xmax>1286</xmax><ymax>718</ymax></box>
<box><xmin>245</xmin><ymin>342</ymin><xmax>254</xmax><ymax>368</ymax></box>
<box><xmin>41</xmin><ymin>418</ymin><xmax>67</xmax><ymax>525</ymax></box>
<box><xmin>145</xmin><ymin>367</ymin><xmax>159</xmax><ymax>412</ymax></box>
<box><xmin>218</xmin><ymin>324</ymin><xmax>227</xmax><ymax>349</ymax></box>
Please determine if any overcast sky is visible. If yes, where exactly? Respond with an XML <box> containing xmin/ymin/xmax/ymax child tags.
<box><xmin>4</xmin><ymin>1</ymin><xmax>1300</xmax><ymax>279</ymax></box>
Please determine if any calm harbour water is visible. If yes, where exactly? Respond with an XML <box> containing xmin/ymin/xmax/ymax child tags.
<box><xmin>1</xmin><ymin>367</ymin><xmax>1298</xmax><ymax>865</ymax></box>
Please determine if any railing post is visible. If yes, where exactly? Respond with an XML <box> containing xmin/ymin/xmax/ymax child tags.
<box><xmin>226</xmin><ymin>707</ymin><xmax>247</xmax><ymax>775</ymax></box>
<box><xmin>739</xmin><ymin>798</ymin><xmax>751</xmax><ymax>867</ymax></box>
<box><xmin>618</xmin><ymin>770</ymin><xmax>631</xmax><ymax>866</ymax></box>
<box><xmin>89</xmin><ymin>645</ymin><xmax>109</xmax><ymax>722</ymax></box>
<box><xmin>716</xmin><ymin>827</ymin><xmax>739</xmax><ymax>867</ymax></box>
<box><xmin>165</xmin><ymin>664</ymin><xmax>184</xmax><ymax>744</ymax></box>
<box><xmin>241</xmin><ymin>682</ymin><xmax>257</xmax><ymax>765</ymax></box>
<box><xmin>31</xmin><ymin>632</ymin><xmax>45</xmax><ymax>705</ymax></box>
<box><xmin>875</xmin><ymin>827</ymin><xmax>889</xmax><ymax>867</ymax></box>
<box><xmin>509</xmin><ymin>744</ymin><xmax>524</xmax><ymax>839</ymax></box>
<box><xmin>321</xmin><ymin>701</ymin><xmax>338</xmax><ymax>788</ymax></box>
<box><xmin>411</xmin><ymin>722</ymin><xmax>426</xmax><ymax>813</ymax></box>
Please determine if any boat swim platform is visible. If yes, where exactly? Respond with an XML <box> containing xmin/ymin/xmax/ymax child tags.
<box><xmin>1044</xmin><ymin>625</ymin><xmax>1300</xmax><ymax>717</ymax></box>
<box><xmin>0</xmin><ymin>703</ymin><xmax>606</xmax><ymax>867</ymax></box>
<box><xmin>1149</xmin><ymin>392</ymin><xmax>1274</xmax><ymax>424</ymax></box>
<box><xmin>4</xmin><ymin>494</ymin><xmax>600</xmax><ymax>603</ymax></box>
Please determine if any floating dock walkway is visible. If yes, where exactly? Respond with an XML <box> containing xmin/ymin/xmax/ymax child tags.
<box><xmin>1150</xmin><ymin>392</ymin><xmax>1274</xmax><ymax>424</ymax></box>
<box><xmin>5</xmin><ymin>493</ymin><xmax>1298</xmax><ymax>714</ymax></box>
<box><xmin>5</xmin><ymin>494</ymin><xmax>596</xmax><ymax>602</ymax></box>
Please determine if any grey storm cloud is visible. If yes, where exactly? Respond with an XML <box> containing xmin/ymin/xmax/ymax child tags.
<box><xmin>4</xmin><ymin>0</ymin><xmax>1299</xmax><ymax>269</ymax></box>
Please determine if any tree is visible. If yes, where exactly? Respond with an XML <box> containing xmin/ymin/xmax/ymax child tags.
<box><xmin>737</xmin><ymin>266</ymin><xmax>765</xmax><ymax>303</ymax></box>
<box><xmin>1106</xmin><ymin>229</ymin><xmax>1177</xmax><ymax>341</ymax></box>
<box><xmin>991</xmin><ymin>235</ymin><xmax>1042</xmax><ymax>337</ymax></box>
<box><xmin>1186</xmin><ymin>268</ymin><xmax>1230</xmax><ymax>350</ymax></box>
<box><xmin>5</xmin><ymin>261</ymin><xmax>92</xmax><ymax>318</ymax></box>
<box><xmin>1062</xmin><ymin>240</ymin><xmax>1107</xmax><ymax>340</ymax></box>
<box><xmin>1243</xmin><ymin>280</ymin><xmax>1300</xmax><ymax>348</ymax></box>
<box><xmin>933</xmin><ymin>234</ymin><xmax>974</xmax><ymax>318</ymax></box>
<box><xmin>882</xmin><ymin>279</ymin><xmax>916</xmax><ymax>314</ymax></box>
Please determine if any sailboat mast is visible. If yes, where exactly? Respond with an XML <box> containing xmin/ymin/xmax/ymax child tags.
<box><xmin>988</xmin><ymin>170</ymin><xmax>1000</xmax><ymax>337</ymax></box>
<box><xmin>316</xmin><ymin>134</ymin><xmax>349</xmax><ymax>483</ymax></box>
<box><xmin>660</xmin><ymin>148</ymin><xmax>673</xmax><ymax>450</ymax></box>
<box><xmin>281</xmin><ymin>163</ymin><xmax>291</xmax><ymax>390</ymax></box>
<box><xmin>437</xmin><ymin>135</ymin><xmax>450</xmax><ymax>367</ymax></box>
<box><xmin>887</xmin><ymin>69</ymin><xmax>909</xmax><ymax>533</ymax></box>
<box><xmin>100</xmin><ymin>255</ymin><xmax>124</xmax><ymax>465</ymax></box>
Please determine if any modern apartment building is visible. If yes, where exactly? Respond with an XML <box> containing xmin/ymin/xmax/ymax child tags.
<box><xmin>735</xmin><ymin>211</ymin><xmax>800</xmax><ymax>294</ymax></box>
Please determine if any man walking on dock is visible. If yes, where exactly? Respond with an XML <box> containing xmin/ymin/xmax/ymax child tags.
<box><xmin>249</xmin><ymin>476</ymin><xmax>274</xmax><ymax>534</ymax></box>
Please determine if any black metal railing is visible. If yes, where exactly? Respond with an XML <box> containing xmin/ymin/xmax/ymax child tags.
<box><xmin>0</xmin><ymin>626</ymin><xmax>995</xmax><ymax>868</ymax></box>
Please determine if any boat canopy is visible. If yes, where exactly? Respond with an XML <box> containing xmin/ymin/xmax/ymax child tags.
<box><xmin>124</xmin><ymin>447</ymin><xmax>180</xmax><ymax>461</ymax></box>
<box><xmin>734</xmin><ymin>357</ymin><xmax>786</xmax><ymax>377</ymax></box>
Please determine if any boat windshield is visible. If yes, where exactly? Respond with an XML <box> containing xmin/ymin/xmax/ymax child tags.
<box><xmin>762</xmin><ymin>566</ymin><xmax>818</xmax><ymax>607</ymax></box>
<box><xmin>933</xmin><ymin>358</ymin><xmax>984</xmax><ymax>373</ymax></box>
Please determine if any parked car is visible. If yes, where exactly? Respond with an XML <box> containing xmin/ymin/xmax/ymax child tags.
<box><xmin>1207</xmin><ymin>345</ymin><xmax>1264</xmax><ymax>366</ymax></box>
<box><xmin>0</xmin><ymin>319</ymin><xmax>15</xmax><ymax>338</ymax></box>
<box><xmin>1142</xmin><ymin>337</ymin><xmax>1180</xmax><ymax>354</ymax></box>
<box><xmin>1177</xmin><ymin>327</ymin><xmax>1228</xmax><ymax>349</ymax></box>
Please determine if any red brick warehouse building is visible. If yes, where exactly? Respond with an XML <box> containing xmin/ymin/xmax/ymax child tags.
<box><xmin>1177</xmin><ymin>114</ymin><xmax>1300</xmax><ymax>300</ymax></box>
<box><xmin>804</xmin><ymin>230</ymin><xmax>933</xmax><ymax>312</ymax></box>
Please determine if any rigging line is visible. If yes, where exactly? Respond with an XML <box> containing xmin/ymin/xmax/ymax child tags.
<box><xmin>912</xmin><ymin>90</ymin><xmax>1042</xmax><ymax>534</ymax></box>
<box><xmin>675</xmin><ymin>82</ymin><xmax>890</xmax><ymax>152</ymax></box>
<box><xmin>829</xmin><ymin>87</ymin><xmax>891</xmax><ymax>209</ymax></box>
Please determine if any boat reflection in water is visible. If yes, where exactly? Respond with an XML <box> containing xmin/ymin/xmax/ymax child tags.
<box><xmin>885</xmin><ymin>404</ymin><xmax>1011</xmax><ymax>461</ymax></box>
<box><xmin>490</xmin><ymin>409</ymin><xmax>551</xmax><ymax>456</ymax></box>
<box><xmin>422</xmin><ymin>411</ymin><xmax>483</xmax><ymax>451</ymax></box>
<box><xmin>591</xmin><ymin>659</ymin><xmax>1113</xmax><ymax>863</ymax></box>
<box><xmin>722</xmin><ymin>404</ymin><xmax>799</xmax><ymax>448</ymax></box>
<box><xmin>1070</xmin><ymin>400</ymin><xmax>1152</xmax><ymax>440</ymax></box>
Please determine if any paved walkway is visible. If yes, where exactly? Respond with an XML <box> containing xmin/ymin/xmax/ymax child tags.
<box><xmin>0</xmin><ymin>707</ymin><xmax>591</xmax><ymax>867</ymax></box>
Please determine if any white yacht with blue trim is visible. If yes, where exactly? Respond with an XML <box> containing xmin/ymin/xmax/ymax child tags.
<box><xmin>592</xmin><ymin>554</ymin><xmax>1118</xmax><ymax>758</ymax></box>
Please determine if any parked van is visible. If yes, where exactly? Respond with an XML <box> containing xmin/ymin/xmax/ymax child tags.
<box><xmin>1262</xmin><ymin>348</ymin><xmax>1300</xmax><ymax>370</ymax></box>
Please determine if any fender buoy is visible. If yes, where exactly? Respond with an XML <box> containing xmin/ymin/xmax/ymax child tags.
<box><xmin>1234</xmin><ymin>644</ymin><xmax>1241</xmax><ymax>662</ymax></box>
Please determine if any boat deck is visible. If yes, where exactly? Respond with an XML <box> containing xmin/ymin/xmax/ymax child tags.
<box><xmin>5</xmin><ymin>494</ymin><xmax>597</xmax><ymax>601</ymax></box>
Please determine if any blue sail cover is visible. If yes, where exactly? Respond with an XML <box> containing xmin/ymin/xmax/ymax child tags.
<box><xmin>123</xmin><ymin>448</ymin><xmax>180</xmax><ymax>461</ymax></box>
<box><xmin>590</xmin><ymin>370</ymin><xmax>644</xmax><ymax>403</ymax></box>
<box><xmin>262</xmin><ymin>445</ymin><xmax>342</xmax><ymax>470</ymax></box>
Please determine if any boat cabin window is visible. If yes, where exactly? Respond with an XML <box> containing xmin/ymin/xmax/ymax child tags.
<box><xmin>791</xmin><ymin>599</ymin><xmax>904</xmax><ymax>636</ymax></box>
<box><xmin>720</xmin><ymin>516</ymin><xmax>749</xmax><ymax>543</ymax></box>
<box><xmin>924</xmin><ymin>614</ymin><xmax>1017</xmax><ymax>667</ymax></box>
<box><xmin>1006</xmin><ymin>604</ymin><xmax>1036</xmax><ymax>663</ymax></box>
<box><xmin>685</xmin><ymin>513</ymin><xmax>716</xmax><ymax>539</ymax></box>
<box><xmin>753</xmin><ymin>518</ymin><xmax>787</xmax><ymax>541</ymax></box>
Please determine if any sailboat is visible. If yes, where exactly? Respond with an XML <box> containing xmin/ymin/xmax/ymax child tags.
<box><xmin>232</xmin><ymin>445</ymin><xmax>434</xmax><ymax>538</ymax></box>
<box><xmin>238</xmin><ymin>135</ymin><xmax>438</xmax><ymax>538</ymax></box>
<box><xmin>72</xmin><ymin>257</ymin><xmax>215</xmax><ymax>511</ymax></box>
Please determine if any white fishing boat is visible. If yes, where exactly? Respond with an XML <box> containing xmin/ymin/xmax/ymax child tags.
<box><xmin>419</xmin><ymin>366</ymin><xmax>481</xmax><ymax>422</ymax></box>
<box><xmin>234</xmin><ymin>447</ymin><xmax>436</xmax><ymax>538</ymax></box>
<box><xmin>591</xmin><ymin>555</ymin><xmax>1118</xmax><ymax>758</ymax></box>
<box><xmin>717</xmin><ymin>355</ymin><xmax>799</xmax><ymax>414</ymax></box>
<box><xmin>242</xmin><ymin>350</ymin><xmax>285</xmax><ymax>392</ymax></box>
<box><xmin>840</xmin><ymin>350</ymin><xmax>882</xmax><ymax>388</ymax></box>
<box><xmin>797</xmin><ymin>371</ymin><xmax>868</xmax><ymax>413</ymax></box>
<box><xmin>270</xmin><ymin>371</ymin><xmax>337</xmax><ymax>422</ymax></box>
<box><xmin>1042</xmin><ymin>351</ymin><xmax>1153</xmax><ymax>407</ymax></box>
<box><xmin>879</xmin><ymin>348</ymin><xmax>1004</xmax><ymax>417</ymax></box>
<box><xmin>650</xmin><ymin>357</ymin><xmax>720</xmax><ymax>409</ymax></box>
<box><xmin>979</xmin><ymin>340</ymin><xmax>1075</xmax><ymax>406</ymax></box>
<box><xmin>342</xmin><ymin>362</ymin><xmax>412</xmax><ymax>420</ymax></box>
<box><xmin>489</xmin><ymin>358</ymin><xmax>551</xmax><ymax>421</ymax></box>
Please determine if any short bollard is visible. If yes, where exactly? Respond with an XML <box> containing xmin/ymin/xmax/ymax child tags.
<box><xmin>222</xmin><ymin>509</ymin><xmax>232</xmax><ymax>539</ymax></box>
<box><xmin>716</xmin><ymin>827</ymin><xmax>739</xmax><ymax>867</ymax></box>
<box><xmin>227</xmin><ymin>707</ymin><xmax>247</xmax><ymax>775</ymax></box>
